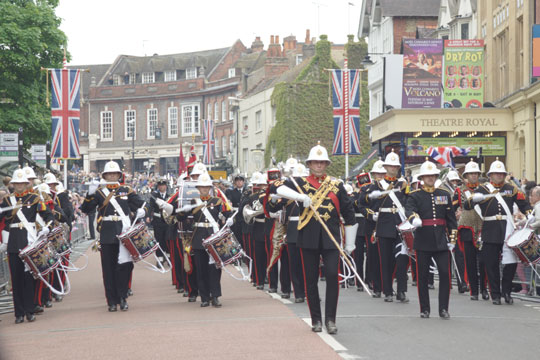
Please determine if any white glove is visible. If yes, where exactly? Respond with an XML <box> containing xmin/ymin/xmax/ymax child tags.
<box><xmin>299</xmin><ymin>194</ymin><xmax>311</xmax><ymax>208</ymax></box>
<box><xmin>176</xmin><ymin>204</ymin><xmax>196</xmax><ymax>213</ymax></box>
<box><xmin>270</xmin><ymin>211</ymin><xmax>282</xmax><ymax>219</ymax></box>
<box><xmin>472</xmin><ymin>193</ymin><xmax>485</xmax><ymax>203</ymax></box>
<box><xmin>270</xmin><ymin>194</ymin><xmax>280</xmax><ymax>204</ymax></box>
<box><xmin>156</xmin><ymin>198</ymin><xmax>167</xmax><ymax>209</ymax></box>
<box><xmin>276</xmin><ymin>185</ymin><xmax>311</xmax><ymax>208</ymax></box>
<box><xmin>527</xmin><ymin>213</ymin><xmax>535</xmax><ymax>221</ymax></box>
<box><xmin>372</xmin><ymin>212</ymin><xmax>379</xmax><ymax>221</ymax></box>
<box><xmin>136</xmin><ymin>208</ymin><xmax>145</xmax><ymax>219</ymax></box>
<box><xmin>344</xmin><ymin>223</ymin><xmax>358</xmax><ymax>255</ymax></box>
<box><xmin>412</xmin><ymin>217</ymin><xmax>422</xmax><ymax>228</ymax></box>
<box><xmin>368</xmin><ymin>190</ymin><xmax>382</xmax><ymax>199</ymax></box>
<box><xmin>88</xmin><ymin>183</ymin><xmax>98</xmax><ymax>196</ymax></box>
<box><xmin>225</xmin><ymin>217</ymin><xmax>234</xmax><ymax>227</ymax></box>
<box><xmin>447</xmin><ymin>242</ymin><xmax>455</xmax><ymax>251</ymax></box>
<box><xmin>0</xmin><ymin>243</ymin><xmax>7</xmax><ymax>252</ymax></box>
<box><xmin>38</xmin><ymin>227</ymin><xmax>50</xmax><ymax>238</ymax></box>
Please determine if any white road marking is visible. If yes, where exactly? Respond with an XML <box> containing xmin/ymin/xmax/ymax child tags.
<box><xmin>267</xmin><ymin>292</ymin><xmax>293</xmax><ymax>304</ymax></box>
<box><xmin>302</xmin><ymin>318</ymin><xmax>347</xmax><ymax>352</ymax></box>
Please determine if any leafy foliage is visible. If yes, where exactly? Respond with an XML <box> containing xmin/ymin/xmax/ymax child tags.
<box><xmin>265</xmin><ymin>35</ymin><xmax>369</xmax><ymax>178</ymax></box>
<box><xmin>0</xmin><ymin>0</ymin><xmax>68</xmax><ymax>148</ymax></box>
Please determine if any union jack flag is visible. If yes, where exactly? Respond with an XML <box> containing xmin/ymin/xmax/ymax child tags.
<box><xmin>427</xmin><ymin>146</ymin><xmax>471</xmax><ymax>168</ymax></box>
<box><xmin>202</xmin><ymin>119</ymin><xmax>215</xmax><ymax>165</ymax></box>
<box><xmin>331</xmin><ymin>68</ymin><xmax>362</xmax><ymax>155</ymax></box>
<box><xmin>50</xmin><ymin>69</ymin><xmax>81</xmax><ymax>159</ymax></box>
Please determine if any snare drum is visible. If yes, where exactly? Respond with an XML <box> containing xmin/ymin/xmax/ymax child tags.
<box><xmin>397</xmin><ymin>221</ymin><xmax>415</xmax><ymax>254</ymax></box>
<box><xmin>19</xmin><ymin>237</ymin><xmax>61</xmax><ymax>279</ymax></box>
<box><xmin>202</xmin><ymin>226</ymin><xmax>243</xmax><ymax>268</ymax></box>
<box><xmin>506</xmin><ymin>227</ymin><xmax>540</xmax><ymax>265</ymax></box>
<box><xmin>117</xmin><ymin>222</ymin><xmax>159</xmax><ymax>262</ymax></box>
<box><xmin>48</xmin><ymin>226</ymin><xmax>71</xmax><ymax>256</ymax></box>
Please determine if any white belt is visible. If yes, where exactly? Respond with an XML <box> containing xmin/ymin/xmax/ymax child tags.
<box><xmin>379</xmin><ymin>208</ymin><xmax>398</xmax><ymax>214</ymax></box>
<box><xmin>289</xmin><ymin>216</ymin><xmax>299</xmax><ymax>221</ymax></box>
<box><xmin>254</xmin><ymin>218</ymin><xmax>265</xmax><ymax>223</ymax></box>
<box><xmin>153</xmin><ymin>212</ymin><xmax>162</xmax><ymax>217</ymax></box>
<box><xmin>232</xmin><ymin>207</ymin><xmax>239</xmax><ymax>211</ymax></box>
<box><xmin>194</xmin><ymin>222</ymin><xmax>212</xmax><ymax>228</ymax></box>
<box><xmin>355</xmin><ymin>213</ymin><xmax>365</xmax><ymax>218</ymax></box>
<box><xmin>10</xmin><ymin>222</ymin><xmax>36</xmax><ymax>229</ymax></box>
<box><xmin>484</xmin><ymin>215</ymin><xmax>508</xmax><ymax>221</ymax></box>
<box><xmin>103</xmin><ymin>215</ymin><xmax>123</xmax><ymax>221</ymax></box>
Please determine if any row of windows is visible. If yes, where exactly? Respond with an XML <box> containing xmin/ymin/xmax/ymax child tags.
<box><xmin>207</xmin><ymin>100</ymin><xmax>234</xmax><ymax>123</ymax></box>
<box><xmin>215</xmin><ymin>135</ymin><xmax>234</xmax><ymax>158</ymax></box>
<box><xmin>111</xmin><ymin>66</ymin><xmax>237</xmax><ymax>86</ymax></box>
<box><xmin>100</xmin><ymin>104</ymin><xmax>200</xmax><ymax>141</ymax></box>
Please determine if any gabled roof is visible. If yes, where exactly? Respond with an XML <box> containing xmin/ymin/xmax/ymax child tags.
<box><xmin>68</xmin><ymin>64</ymin><xmax>110</xmax><ymax>98</ymax></box>
<box><xmin>379</xmin><ymin>0</ymin><xmax>440</xmax><ymax>17</ymax></box>
<box><xmin>233</xmin><ymin>50</ymin><xmax>267</xmax><ymax>73</ymax></box>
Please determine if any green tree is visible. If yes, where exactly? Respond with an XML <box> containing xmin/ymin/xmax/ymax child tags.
<box><xmin>0</xmin><ymin>0</ymin><xmax>68</xmax><ymax>148</ymax></box>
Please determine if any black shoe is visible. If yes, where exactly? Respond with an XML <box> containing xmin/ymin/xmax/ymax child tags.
<box><xmin>470</xmin><ymin>295</ymin><xmax>479</xmax><ymax>301</ymax></box>
<box><xmin>411</xmin><ymin>281</ymin><xmax>417</xmax><ymax>287</ymax></box>
<box><xmin>26</xmin><ymin>313</ymin><xmax>36</xmax><ymax>322</ymax></box>
<box><xmin>458</xmin><ymin>284</ymin><xmax>469</xmax><ymax>294</ymax></box>
<box><xmin>281</xmin><ymin>293</ymin><xmax>290</xmax><ymax>299</ymax></box>
<box><xmin>482</xmin><ymin>290</ymin><xmax>490</xmax><ymax>300</ymax></box>
<box><xmin>183</xmin><ymin>291</ymin><xmax>189</xmax><ymax>297</ymax></box>
<box><xmin>120</xmin><ymin>298</ymin><xmax>128</xmax><ymax>311</ymax></box>
<box><xmin>252</xmin><ymin>282</ymin><xmax>257</xmax><ymax>287</ymax></box>
<box><xmin>294</xmin><ymin>297</ymin><xmax>305</xmax><ymax>303</ymax></box>
<box><xmin>200</xmin><ymin>301</ymin><xmax>210</xmax><ymax>307</ymax></box>
<box><xmin>108</xmin><ymin>304</ymin><xmax>117</xmax><ymax>312</ymax></box>
<box><xmin>311</xmin><ymin>320</ymin><xmax>322</xmax><ymax>332</ymax></box>
<box><xmin>177</xmin><ymin>288</ymin><xmax>184</xmax><ymax>293</ymax></box>
<box><xmin>256</xmin><ymin>285</ymin><xmax>264</xmax><ymax>290</ymax></box>
<box><xmin>188</xmin><ymin>296</ymin><xmax>197</xmax><ymax>302</ymax></box>
<box><xmin>492</xmin><ymin>298</ymin><xmax>502</xmax><ymax>305</ymax></box>
<box><xmin>33</xmin><ymin>306</ymin><xmax>44</xmax><ymax>314</ymax></box>
<box><xmin>504</xmin><ymin>293</ymin><xmax>514</xmax><ymax>304</ymax></box>
<box><xmin>127</xmin><ymin>289</ymin><xmax>133</xmax><ymax>297</ymax></box>
<box><xmin>384</xmin><ymin>295</ymin><xmax>393</xmax><ymax>302</ymax></box>
<box><xmin>420</xmin><ymin>311</ymin><xmax>430</xmax><ymax>318</ymax></box>
<box><xmin>428</xmin><ymin>284</ymin><xmax>435</xmax><ymax>290</ymax></box>
<box><xmin>44</xmin><ymin>300</ymin><xmax>53</xmax><ymax>308</ymax></box>
<box><xmin>372</xmin><ymin>291</ymin><xmax>381</xmax><ymax>298</ymax></box>
<box><xmin>268</xmin><ymin>288</ymin><xmax>277</xmax><ymax>293</ymax></box>
<box><xmin>211</xmin><ymin>297</ymin><xmax>222</xmax><ymax>308</ymax></box>
<box><xmin>325</xmin><ymin>320</ymin><xmax>338</xmax><ymax>335</ymax></box>
<box><xmin>396</xmin><ymin>292</ymin><xmax>409</xmax><ymax>303</ymax></box>
<box><xmin>357</xmin><ymin>286</ymin><xmax>364</xmax><ymax>292</ymax></box>
<box><xmin>15</xmin><ymin>316</ymin><xmax>24</xmax><ymax>324</ymax></box>
<box><xmin>439</xmin><ymin>310</ymin><xmax>450</xmax><ymax>320</ymax></box>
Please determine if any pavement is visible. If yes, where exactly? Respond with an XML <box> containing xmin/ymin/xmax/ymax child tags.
<box><xmin>0</xmin><ymin>245</ymin><xmax>338</xmax><ymax>360</ymax></box>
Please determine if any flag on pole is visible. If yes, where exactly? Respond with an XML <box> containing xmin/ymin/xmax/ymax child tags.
<box><xmin>202</xmin><ymin>119</ymin><xmax>215</xmax><ymax>165</ymax></box>
<box><xmin>178</xmin><ymin>145</ymin><xmax>186</xmax><ymax>175</ymax></box>
<box><xmin>426</xmin><ymin>146</ymin><xmax>471</xmax><ymax>168</ymax></box>
<box><xmin>50</xmin><ymin>68</ymin><xmax>81</xmax><ymax>159</ymax></box>
<box><xmin>187</xmin><ymin>145</ymin><xmax>197</xmax><ymax>168</ymax></box>
<box><xmin>331</xmin><ymin>68</ymin><xmax>362</xmax><ymax>155</ymax></box>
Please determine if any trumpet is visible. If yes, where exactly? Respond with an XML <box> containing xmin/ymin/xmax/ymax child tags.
<box><xmin>243</xmin><ymin>200</ymin><xmax>264</xmax><ymax>224</ymax></box>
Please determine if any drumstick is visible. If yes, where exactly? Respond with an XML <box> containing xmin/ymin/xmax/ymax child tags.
<box><xmin>0</xmin><ymin>204</ymin><xmax>23</xmax><ymax>213</ymax></box>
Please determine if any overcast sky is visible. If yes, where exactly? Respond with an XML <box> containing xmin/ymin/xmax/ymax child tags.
<box><xmin>57</xmin><ymin>0</ymin><xmax>362</xmax><ymax>65</ymax></box>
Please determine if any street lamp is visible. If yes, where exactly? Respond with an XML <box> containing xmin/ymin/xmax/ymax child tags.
<box><xmin>127</xmin><ymin>119</ymin><xmax>135</xmax><ymax>178</ymax></box>
<box><xmin>361</xmin><ymin>52</ymin><xmax>392</xmax><ymax>66</ymax></box>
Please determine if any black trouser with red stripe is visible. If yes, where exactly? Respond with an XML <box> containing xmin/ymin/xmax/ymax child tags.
<box><xmin>254</xmin><ymin>240</ymin><xmax>267</xmax><ymax>286</ymax></box>
<box><xmin>481</xmin><ymin>242</ymin><xmax>516</xmax><ymax>300</ymax></box>
<box><xmin>416</xmin><ymin>250</ymin><xmax>450</xmax><ymax>314</ymax></box>
<box><xmin>379</xmin><ymin>237</ymin><xmax>407</xmax><ymax>296</ymax></box>
<box><xmin>100</xmin><ymin>244</ymin><xmax>134</xmax><ymax>306</ymax></box>
<box><xmin>194</xmin><ymin>249</ymin><xmax>221</xmax><ymax>302</ymax></box>
<box><xmin>460</xmin><ymin>228</ymin><xmax>487</xmax><ymax>296</ymax></box>
<box><xmin>354</xmin><ymin>235</ymin><xmax>366</xmax><ymax>286</ymax></box>
<box><xmin>9</xmin><ymin>254</ymin><xmax>35</xmax><ymax>318</ymax></box>
<box><xmin>287</xmin><ymin>241</ymin><xmax>305</xmax><ymax>299</ymax></box>
<box><xmin>153</xmin><ymin>223</ymin><xmax>169</xmax><ymax>259</ymax></box>
<box><xmin>301</xmin><ymin>247</ymin><xmax>340</xmax><ymax>324</ymax></box>
<box><xmin>171</xmin><ymin>236</ymin><xmax>184</xmax><ymax>290</ymax></box>
<box><xmin>366</xmin><ymin>235</ymin><xmax>381</xmax><ymax>292</ymax></box>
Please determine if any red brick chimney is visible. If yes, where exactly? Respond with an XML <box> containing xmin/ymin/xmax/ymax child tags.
<box><xmin>267</xmin><ymin>35</ymin><xmax>282</xmax><ymax>57</ymax></box>
<box><xmin>265</xmin><ymin>35</ymin><xmax>288</xmax><ymax>78</ymax></box>
<box><xmin>305</xmin><ymin>29</ymin><xmax>311</xmax><ymax>44</ymax></box>
<box><xmin>283</xmin><ymin>35</ymin><xmax>297</xmax><ymax>52</ymax></box>
<box><xmin>251</xmin><ymin>36</ymin><xmax>264</xmax><ymax>52</ymax></box>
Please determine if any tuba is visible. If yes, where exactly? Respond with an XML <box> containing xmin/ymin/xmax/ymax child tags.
<box><xmin>243</xmin><ymin>199</ymin><xmax>264</xmax><ymax>224</ymax></box>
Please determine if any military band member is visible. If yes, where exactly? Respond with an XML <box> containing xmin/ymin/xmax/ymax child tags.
<box><xmin>175</xmin><ymin>173</ymin><xmax>233</xmax><ymax>307</ymax></box>
<box><xmin>454</xmin><ymin>160</ymin><xmax>489</xmax><ymax>300</ymax></box>
<box><xmin>466</xmin><ymin>159</ymin><xmax>531</xmax><ymax>305</ymax></box>
<box><xmin>80</xmin><ymin>161</ymin><xmax>147</xmax><ymax>312</ymax></box>
<box><xmin>406</xmin><ymin>160</ymin><xmax>457</xmax><ymax>319</ymax></box>
<box><xmin>273</xmin><ymin>142</ymin><xmax>357</xmax><ymax>335</ymax></box>
<box><xmin>225</xmin><ymin>174</ymin><xmax>245</xmax><ymax>244</ymax></box>
<box><xmin>0</xmin><ymin>169</ymin><xmax>54</xmax><ymax>324</ymax></box>
<box><xmin>149</xmin><ymin>178</ymin><xmax>170</xmax><ymax>265</ymax></box>
<box><xmin>362</xmin><ymin>151</ymin><xmax>410</xmax><ymax>303</ymax></box>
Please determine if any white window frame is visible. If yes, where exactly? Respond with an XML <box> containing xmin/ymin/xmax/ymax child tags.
<box><xmin>229</xmin><ymin>109</ymin><xmax>234</xmax><ymax>121</ymax></box>
<box><xmin>229</xmin><ymin>135</ymin><xmax>234</xmax><ymax>153</ymax></box>
<box><xmin>295</xmin><ymin>54</ymin><xmax>303</xmax><ymax>65</ymax></box>
<box><xmin>221</xmin><ymin>101</ymin><xmax>226</xmax><ymax>122</ymax></box>
<box><xmin>100</xmin><ymin>111</ymin><xmax>113</xmax><ymax>141</ymax></box>
<box><xmin>221</xmin><ymin>136</ymin><xmax>226</xmax><ymax>157</ymax></box>
<box><xmin>242</xmin><ymin>116</ymin><xmax>248</xmax><ymax>137</ymax></box>
<box><xmin>181</xmin><ymin>104</ymin><xmax>200</xmax><ymax>136</ymax></box>
<box><xmin>124</xmin><ymin>110</ymin><xmax>136</xmax><ymax>140</ymax></box>
<box><xmin>147</xmin><ymin>108</ymin><xmax>158</xmax><ymax>139</ymax></box>
<box><xmin>164</xmin><ymin>70</ymin><xmax>176</xmax><ymax>82</ymax></box>
<box><xmin>113</xmin><ymin>74</ymin><xmax>122</xmax><ymax>86</ymax></box>
<box><xmin>255</xmin><ymin>110</ymin><xmax>262</xmax><ymax>132</ymax></box>
<box><xmin>168</xmin><ymin>106</ymin><xmax>178</xmax><ymax>138</ymax></box>
<box><xmin>142</xmin><ymin>72</ymin><xmax>155</xmax><ymax>84</ymax></box>
<box><xmin>215</xmin><ymin>102</ymin><xmax>219</xmax><ymax>122</ymax></box>
<box><xmin>207</xmin><ymin>103</ymin><xmax>212</xmax><ymax>120</ymax></box>
<box><xmin>228</xmin><ymin>68</ymin><xmax>236</xmax><ymax>78</ymax></box>
<box><xmin>129</xmin><ymin>73</ymin><xmax>136</xmax><ymax>84</ymax></box>
<box><xmin>186</xmin><ymin>67</ymin><xmax>197</xmax><ymax>79</ymax></box>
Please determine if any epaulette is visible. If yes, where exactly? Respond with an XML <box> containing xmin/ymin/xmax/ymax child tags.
<box><xmin>437</xmin><ymin>187</ymin><xmax>452</xmax><ymax>195</ymax></box>
<box><xmin>409</xmin><ymin>188</ymin><xmax>422</xmax><ymax>194</ymax></box>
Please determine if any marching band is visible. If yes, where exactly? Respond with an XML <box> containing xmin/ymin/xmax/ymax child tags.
<box><xmin>1</xmin><ymin>142</ymin><xmax>539</xmax><ymax>337</ymax></box>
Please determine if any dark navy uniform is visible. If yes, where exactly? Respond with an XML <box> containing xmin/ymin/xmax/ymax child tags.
<box><xmin>353</xmin><ymin>185</ymin><xmax>375</xmax><ymax>291</ymax></box>
<box><xmin>284</xmin><ymin>200</ymin><xmax>305</xmax><ymax>301</ymax></box>
<box><xmin>465</xmin><ymin>182</ymin><xmax>531</xmax><ymax>302</ymax></box>
<box><xmin>149</xmin><ymin>189</ymin><xmax>171</xmax><ymax>259</ymax></box>
<box><xmin>241</xmin><ymin>190</ymin><xmax>267</xmax><ymax>288</ymax></box>
<box><xmin>0</xmin><ymin>190</ymin><xmax>54</xmax><ymax>321</ymax></box>
<box><xmin>406</xmin><ymin>185</ymin><xmax>457</xmax><ymax>316</ymax></box>
<box><xmin>80</xmin><ymin>184</ymin><xmax>147</xmax><ymax>308</ymax></box>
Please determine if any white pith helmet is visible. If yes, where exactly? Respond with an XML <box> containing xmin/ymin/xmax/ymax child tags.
<box><xmin>487</xmin><ymin>158</ymin><xmax>507</xmax><ymax>175</ymax></box>
<box><xmin>417</xmin><ymin>159</ymin><xmax>440</xmax><ymax>178</ymax></box>
<box><xmin>190</xmin><ymin>162</ymin><xmax>208</xmax><ymax>176</ymax></box>
<box><xmin>463</xmin><ymin>159</ymin><xmax>481</xmax><ymax>176</ymax></box>
<box><xmin>446</xmin><ymin>170</ymin><xmax>460</xmax><ymax>182</ymax></box>
<box><xmin>10</xmin><ymin>169</ymin><xmax>29</xmax><ymax>184</ymax></box>
<box><xmin>44</xmin><ymin>173</ymin><xmax>59</xmax><ymax>185</ymax></box>
<box><xmin>292</xmin><ymin>163</ymin><xmax>307</xmax><ymax>177</ymax></box>
<box><xmin>370</xmin><ymin>160</ymin><xmax>387</xmax><ymax>174</ymax></box>
<box><xmin>306</xmin><ymin>141</ymin><xmax>331</xmax><ymax>164</ymax></box>
<box><xmin>102</xmin><ymin>161</ymin><xmax>122</xmax><ymax>178</ymax></box>
<box><xmin>250</xmin><ymin>171</ymin><xmax>267</xmax><ymax>186</ymax></box>
<box><xmin>383</xmin><ymin>150</ymin><xmax>401</xmax><ymax>167</ymax></box>
<box><xmin>195</xmin><ymin>173</ymin><xmax>213</xmax><ymax>187</ymax></box>
<box><xmin>23</xmin><ymin>166</ymin><xmax>36</xmax><ymax>180</ymax></box>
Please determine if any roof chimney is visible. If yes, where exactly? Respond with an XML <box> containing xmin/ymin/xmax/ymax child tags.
<box><xmin>251</xmin><ymin>36</ymin><xmax>264</xmax><ymax>52</ymax></box>
<box><xmin>305</xmin><ymin>29</ymin><xmax>311</xmax><ymax>44</ymax></box>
